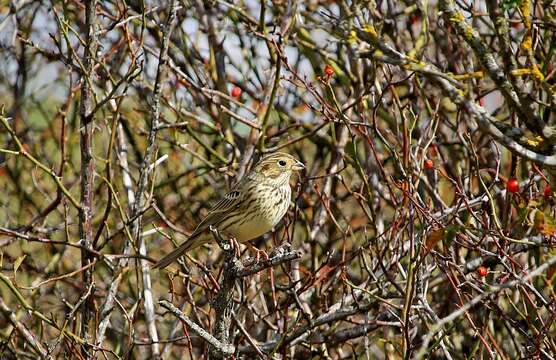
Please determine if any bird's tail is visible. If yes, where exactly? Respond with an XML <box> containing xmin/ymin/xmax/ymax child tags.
<box><xmin>152</xmin><ymin>236</ymin><xmax>206</xmax><ymax>269</ymax></box>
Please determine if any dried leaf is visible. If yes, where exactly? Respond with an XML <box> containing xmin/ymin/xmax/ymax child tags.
<box><xmin>425</xmin><ymin>228</ymin><xmax>445</xmax><ymax>252</ymax></box>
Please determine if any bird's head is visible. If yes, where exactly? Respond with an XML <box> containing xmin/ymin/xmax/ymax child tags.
<box><xmin>252</xmin><ymin>152</ymin><xmax>304</xmax><ymax>186</ymax></box>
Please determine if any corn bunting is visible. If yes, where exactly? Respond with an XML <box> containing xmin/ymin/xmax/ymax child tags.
<box><xmin>153</xmin><ymin>152</ymin><xmax>304</xmax><ymax>269</ymax></box>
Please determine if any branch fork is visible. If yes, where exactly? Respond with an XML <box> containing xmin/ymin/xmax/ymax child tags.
<box><xmin>161</xmin><ymin>227</ymin><xmax>302</xmax><ymax>358</ymax></box>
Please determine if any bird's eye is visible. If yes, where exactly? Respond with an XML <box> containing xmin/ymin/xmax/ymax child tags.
<box><xmin>278</xmin><ymin>160</ymin><xmax>287</xmax><ymax>167</ymax></box>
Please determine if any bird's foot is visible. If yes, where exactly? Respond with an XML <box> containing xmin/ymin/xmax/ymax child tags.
<box><xmin>209</xmin><ymin>226</ymin><xmax>240</xmax><ymax>257</ymax></box>
<box><xmin>247</xmin><ymin>243</ymin><xmax>270</xmax><ymax>263</ymax></box>
<box><xmin>229</xmin><ymin>237</ymin><xmax>241</xmax><ymax>258</ymax></box>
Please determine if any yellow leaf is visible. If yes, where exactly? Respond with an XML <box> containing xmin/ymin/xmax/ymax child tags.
<box><xmin>525</xmin><ymin>136</ymin><xmax>543</xmax><ymax>147</ymax></box>
<box><xmin>531</xmin><ymin>209</ymin><xmax>555</xmax><ymax>236</ymax></box>
<box><xmin>348</xmin><ymin>30</ymin><xmax>358</xmax><ymax>45</ymax></box>
<box><xmin>13</xmin><ymin>255</ymin><xmax>26</xmax><ymax>275</ymax></box>
<box><xmin>533</xmin><ymin>209</ymin><xmax>545</xmax><ymax>230</ymax></box>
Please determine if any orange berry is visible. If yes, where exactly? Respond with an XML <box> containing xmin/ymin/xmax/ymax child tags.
<box><xmin>230</xmin><ymin>86</ymin><xmax>242</xmax><ymax>98</ymax></box>
<box><xmin>477</xmin><ymin>266</ymin><xmax>488</xmax><ymax>277</ymax></box>
<box><xmin>424</xmin><ymin>159</ymin><xmax>434</xmax><ymax>170</ymax></box>
<box><xmin>507</xmin><ymin>178</ymin><xmax>519</xmax><ymax>193</ymax></box>
<box><xmin>324</xmin><ymin>64</ymin><xmax>334</xmax><ymax>77</ymax></box>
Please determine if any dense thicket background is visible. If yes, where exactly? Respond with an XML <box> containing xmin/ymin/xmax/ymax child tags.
<box><xmin>1</xmin><ymin>0</ymin><xmax>556</xmax><ymax>359</ymax></box>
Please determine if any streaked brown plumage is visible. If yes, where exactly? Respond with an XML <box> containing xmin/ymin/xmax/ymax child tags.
<box><xmin>153</xmin><ymin>152</ymin><xmax>304</xmax><ymax>269</ymax></box>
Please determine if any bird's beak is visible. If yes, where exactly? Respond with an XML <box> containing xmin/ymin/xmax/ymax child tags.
<box><xmin>292</xmin><ymin>162</ymin><xmax>305</xmax><ymax>171</ymax></box>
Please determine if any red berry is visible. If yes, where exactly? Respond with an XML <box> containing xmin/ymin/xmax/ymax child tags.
<box><xmin>507</xmin><ymin>178</ymin><xmax>519</xmax><ymax>193</ymax></box>
<box><xmin>477</xmin><ymin>266</ymin><xmax>488</xmax><ymax>277</ymax></box>
<box><xmin>410</xmin><ymin>15</ymin><xmax>420</xmax><ymax>26</ymax></box>
<box><xmin>230</xmin><ymin>86</ymin><xmax>242</xmax><ymax>98</ymax></box>
<box><xmin>544</xmin><ymin>185</ymin><xmax>552</xmax><ymax>198</ymax></box>
<box><xmin>324</xmin><ymin>64</ymin><xmax>334</xmax><ymax>76</ymax></box>
<box><xmin>424</xmin><ymin>159</ymin><xmax>434</xmax><ymax>170</ymax></box>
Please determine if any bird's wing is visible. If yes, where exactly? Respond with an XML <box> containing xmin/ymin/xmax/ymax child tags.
<box><xmin>153</xmin><ymin>184</ymin><xmax>246</xmax><ymax>269</ymax></box>
<box><xmin>188</xmin><ymin>187</ymin><xmax>244</xmax><ymax>239</ymax></box>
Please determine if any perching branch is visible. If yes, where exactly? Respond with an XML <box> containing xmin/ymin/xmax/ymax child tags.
<box><xmin>160</xmin><ymin>227</ymin><xmax>302</xmax><ymax>358</ymax></box>
<box><xmin>235</xmin><ymin>243</ymin><xmax>303</xmax><ymax>277</ymax></box>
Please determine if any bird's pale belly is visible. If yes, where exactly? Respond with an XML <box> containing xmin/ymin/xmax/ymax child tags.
<box><xmin>228</xmin><ymin>216</ymin><xmax>276</xmax><ymax>242</ymax></box>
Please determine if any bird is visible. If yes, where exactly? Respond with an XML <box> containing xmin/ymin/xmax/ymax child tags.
<box><xmin>153</xmin><ymin>152</ymin><xmax>304</xmax><ymax>269</ymax></box>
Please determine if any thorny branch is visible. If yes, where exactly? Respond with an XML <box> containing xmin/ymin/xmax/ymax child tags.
<box><xmin>77</xmin><ymin>0</ymin><xmax>98</xmax><ymax>351</ymax></box>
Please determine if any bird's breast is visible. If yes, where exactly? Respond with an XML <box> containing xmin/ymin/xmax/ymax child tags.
<box><xmin>226</xmin><ymin>184</ymin><xmax>291</xmax><ymax>242</ymax></box>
